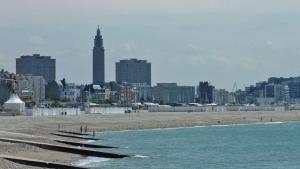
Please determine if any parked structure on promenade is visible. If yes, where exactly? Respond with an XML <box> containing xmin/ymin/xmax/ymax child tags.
<box><xmin>116</xmin><ymin>59</ymin><xmax>151</xmax><ymax>86</ymax></box>
<box><xmin>3</xmin><ymin>93</ymin><xmax>26</xmax><ymax>113</ymax></box>
<box><xmin>16</xmin><ymin>54</ymin><xmax>56</xmax><ymax>82</ymax></box>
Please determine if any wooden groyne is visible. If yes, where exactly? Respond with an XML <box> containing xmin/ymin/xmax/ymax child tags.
<box><xmin>0</xmin><ymin>137</ymin><xmax>129</xmax><ymax>158</ymax></box>
<box><xmin>54</xmin><ymin>139</ymin><xmax>117</xmax><ymax>148</ymax></box>
<box><xmin>0</xmin><ymin>155</ymin><xmax>88</xmax><ymax>169</ymax></box>
<box><xmin>50</xmin><ymin>133</ymin><xmax>101</xmax><ymax>140</ymax></box>
<box><xmin>56</xmin><ymin>130</ymin><xmax>91</xmax><ymax>136</ymax></box>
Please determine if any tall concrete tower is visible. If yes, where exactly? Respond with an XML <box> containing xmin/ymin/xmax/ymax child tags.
<box><xmin>93</xmin><ymin>26</ymin><xmax>105</xmax><ymax>85</ymax></box>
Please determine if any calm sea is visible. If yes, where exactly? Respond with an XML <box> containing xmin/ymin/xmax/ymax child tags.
<box><xmin>76</xmin><ymin>122</ymin><xmax>300</xmax><ymax>169</ymax></box>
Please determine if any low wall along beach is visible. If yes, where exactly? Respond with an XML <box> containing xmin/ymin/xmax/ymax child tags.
<box><xmin>24</xmin><ymin>107</ymin><xmax>131</xmax><ymax>116</ymax></box>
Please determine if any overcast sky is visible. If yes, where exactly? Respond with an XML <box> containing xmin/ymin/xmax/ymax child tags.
<box><xmin>1</xmin><ymin>0</ymin><xmax>300</xmax><ymax>90</ymax></box>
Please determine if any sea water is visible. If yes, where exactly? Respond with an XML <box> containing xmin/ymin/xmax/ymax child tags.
<box><xmin>77</xmin><ymin>122</ymin><xmax>300</xmax><ymax>169</ymax></box>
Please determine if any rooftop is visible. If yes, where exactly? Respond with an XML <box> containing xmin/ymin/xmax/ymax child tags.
<box><xmin>118</xmin><ymin>58</ymin><xmax>149</xmax><ymax>63</ymax></box>
<box><xmin>19</xmin><ymin>54</ymin><xmax>53</xmax><ymax>59</ymax></box>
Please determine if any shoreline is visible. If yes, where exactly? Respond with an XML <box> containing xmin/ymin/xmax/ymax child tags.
<box><xmin>75</xmin><ymin>120</ymin><xmax>294</xmax><ymax>167</ymax></box>
<box><xmin>1</xmin><ymin>111</ymin><xmax>300</xmax><ymax>168</ymax></box>
<box><xmin>95</xmin><ymin>121</ymin><xmax>290</xmax><ymax>133</ymax></box>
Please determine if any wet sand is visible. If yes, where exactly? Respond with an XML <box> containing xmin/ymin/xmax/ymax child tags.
<box><xmin>1</xmin><ymin>110</ymin><xmax>300</xmax><ymax>168</ymax></box>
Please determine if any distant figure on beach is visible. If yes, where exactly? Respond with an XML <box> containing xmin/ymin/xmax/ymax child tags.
<box><xmin>58</xmin><ymin>124</ymin><xmax>60</xmax><ymax>130</ymax></box>
<box><xmin>217</xmin><ymin>120</ymin><xmax>221</xmax><ymax>124</ymax></box>
<box><xmin>80</xmin><ymin>125</ymin><xmax>83</xmax><ymax>133</ymax></box>
<box><xmin>260</xmin><ymin>117</ymin><xmax>263</xmax><ymax>121</ymax></box>
<box><xmin>270</xmin><ymin>118</ymin><xmax>273</xmax><ymax>122</ymax></box>
<box><xmin>84</xmin><ymin>125</ymin><xmax>88</xmax><ymax>133</ymax></box>
<box><xmin>93</xmin><ymin>130</ymin><xmax>95</xmax><ymax>137</ymax></box>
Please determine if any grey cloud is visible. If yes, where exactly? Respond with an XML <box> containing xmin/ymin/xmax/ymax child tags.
<box><xmin>29</xmin><ymin>36</ymin><xmax>45</xmax><ymax>45</ymax></box>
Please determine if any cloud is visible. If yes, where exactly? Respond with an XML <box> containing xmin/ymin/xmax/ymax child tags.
<box><xmin>266</xmin><ymin>40</ymin><xmax>273</xmax><ymax>46</ymax></box>
<box><xmin>29</xmin><ymin>36</ymin><xmax>45</xmax><ymax>45</ymax></box>
<box><xmin>2</xmin><ymin>0</ymin><xmax>300</xmax><ymax>21</ymax></box>
<box><xmin>0</xmin><ymin>53</ymin><xmax>14</xmax><ymax>72</ymax></box>
<box><xmin>0</xmin><ymin>54</ymin><xmax>4</xmax><ymax>68</ymax></box>
<box><xmin>1</xmin><ymin>0</ymin><xmax>300</xmax><ymax>90</ymax></box>
<box><xmin>186</xmin><ymin>43</ymin><xmax>201</xmax><ymax>52</ymax></box>
<box><xmin>124</xmin><ymin>42</ymin><xmax>138</xmax><ymax>54</ymax></box>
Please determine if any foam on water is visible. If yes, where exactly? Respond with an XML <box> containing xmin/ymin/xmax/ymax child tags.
<box><xmin>85</xmin><ymin>140</ymin><xmax>95</xmax><ymax>143</ymax></box>
<box><xmin>257</xmin><ymin>121</ymin><xmax>285</xmax><ymax>125</ymax></box>
<box><xmin>75</xmin><ymin>157</ymin><xmax>110</xmax><ymax>166</ymax></box>
<box><xmin>101</xmin><ymin>121</ymin><xmax>288</xmax><ymax>134</ymax></box>
<box><xmin>134</xmin><ymin>155</ymin><xmax>149</xmax><ymax>158</ymax></box>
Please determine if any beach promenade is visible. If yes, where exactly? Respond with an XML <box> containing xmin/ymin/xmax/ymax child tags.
<box><xmin>1</xmin><ymin>111</ymin><xmax>300</xmax><ymax>168</ymax></box>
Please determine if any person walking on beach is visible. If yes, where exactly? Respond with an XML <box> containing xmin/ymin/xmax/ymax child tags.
<box><xmin>84</xmin><ymin>125</ymin><xmax>88</xmax><ymax>133</ymax></box>
<box><xmin>80</xmin><ymin>125</ymin><xmax>83</xmax><ymax>133</ymax></box>
<box><xmin>93</xmin><ymin>130</ymin><xmax>95</xmax><ymax>137</ymax></box>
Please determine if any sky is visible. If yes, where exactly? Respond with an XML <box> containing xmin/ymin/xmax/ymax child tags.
<box><xmin>1</xmin><ymin>0</ymin><xmax>300</xmax><ymax>90</ymax></box>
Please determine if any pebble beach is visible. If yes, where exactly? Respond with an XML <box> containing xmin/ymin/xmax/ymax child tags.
<box><xmin>1</xmin><ymin>111</ymin><xmax>300</xmax><ymax>168</ymax></box>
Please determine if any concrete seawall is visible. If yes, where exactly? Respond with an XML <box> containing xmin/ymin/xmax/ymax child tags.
<box><xmin>0</xmin><ymin>137</ymin><xmax>129</xmax><ymax>158</ymax></box>
<box><xmin>0</xmin><ymin>155</ymin><xmax>88</xmax><ymax>169</ymax></box>
<box><xmin>24</xmin><ymin>107</ymin><xmax>131</xmax><ymax>116</ymax></box>
<box><xmin>148</xmin><ymin>105</ymin><xmax>286</xmax><ymax>112</ymax></box>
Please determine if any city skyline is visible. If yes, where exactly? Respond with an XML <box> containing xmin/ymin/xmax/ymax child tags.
<box><xmin>1</xmin><ymin>0</ymin><xmax>300</xmax><ymax>90</ymax></box>
<box><xmin>2</xmin><ymin>2</ymin><xmax>300</xmax><ymax>169</ymax></box>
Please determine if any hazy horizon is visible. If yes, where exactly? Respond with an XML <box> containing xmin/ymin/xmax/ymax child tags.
<box><xmin>1</xmin><ymin>0</ymin><xmax>300</xmax><ymax>90</ymax></box>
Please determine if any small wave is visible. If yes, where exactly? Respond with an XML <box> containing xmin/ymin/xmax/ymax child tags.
<box><xmin>258</xmin><ymin>121</ymin><xmax>285</xmax><ymax>125</ymax></box>
<box><xmin>105</xmin><ymin>125</ymin><xmax>208</xmax><ymax>133</ymax></box>
<box><xmin>99</xmin><ymin>121</ymin><xmax>289</xmax><ymax>134</ymax></box>
<box><xmin>75</xmin><ymin>157</ymin><xmax>110</xmax><ymax>166</ymax></box>
<box><xmin>85</xmin><ymin>140</ymin><xmax>95</xmax><ymax>143</ymax></box>
<box><xmin>211</xmin><ymin>124</ymin><xmax>231</xmax><ymax>127</ymax></box>
<box><xmin>134</xmin><ymin>155</ymin><xmax>149</xmax><ymax>158</ymax></box>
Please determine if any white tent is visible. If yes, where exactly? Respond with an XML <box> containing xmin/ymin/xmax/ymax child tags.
<box><xmin>3</xmin><ymin>93</ymin><xmax>26</xmax><ymax>113</ymax></box>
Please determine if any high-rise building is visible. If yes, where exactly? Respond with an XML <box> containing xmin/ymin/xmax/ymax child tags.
<box><xmin>152</xmin><ymin>83</ymin><xmax>195</xmax><ymax>104</ymax></box>
<box><xmin>213</xmin><ymin>89</ymin><xmax>229</xmax><ymax>105</ymax></box>
<box><xmin>286</xmin><ymin>81</ymin><xmax>300</xmax><ymax>99</ymax></box>
<box><xmin>116</xmin><ymin>59</ymin><xmax>151</xmax><ymax>86</ymax></box>
<box><xmin>16</xmin><ymin>54</ymin><xmax>55</xmax><ymax>82</ymax></box>
<box><xmin>197</xmin><ymin>81</ymin><xmax>214</xmax><ymax>104</ymax></box>
<box><xmin>264</xmin><ymin>83</ymin><xmax>286</xmax><ymax>100</ymax></box>
<box><xmin>93</xmin><ymin>26</ymin><xmax>105</xmax><ymax>85</ymax></box>
<box><xmin>131</xmin><ymin>83</ymin><xmax>152</xmax><ymax>102</ymax></box>
<box><xmin>18</xmin><ymin>75</ymin><xmax>46</xmax><ymax>103</ymax></box>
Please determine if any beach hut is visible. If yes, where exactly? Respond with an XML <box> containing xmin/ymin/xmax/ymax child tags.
<box><xmin>3</xmin><ymin>93</ymin><xmax>26</xmax><ymax>113</ymax></box>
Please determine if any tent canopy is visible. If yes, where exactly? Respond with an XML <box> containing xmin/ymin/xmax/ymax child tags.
<box><xmin>3</xmin><ymin>93</ymin><xmax>26</xmax><ymax>113</ymax></box>
<box><xmin>5</xmin><ymin>93</ymin><xmax>24</xmax><ymax>104</ymax></box>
